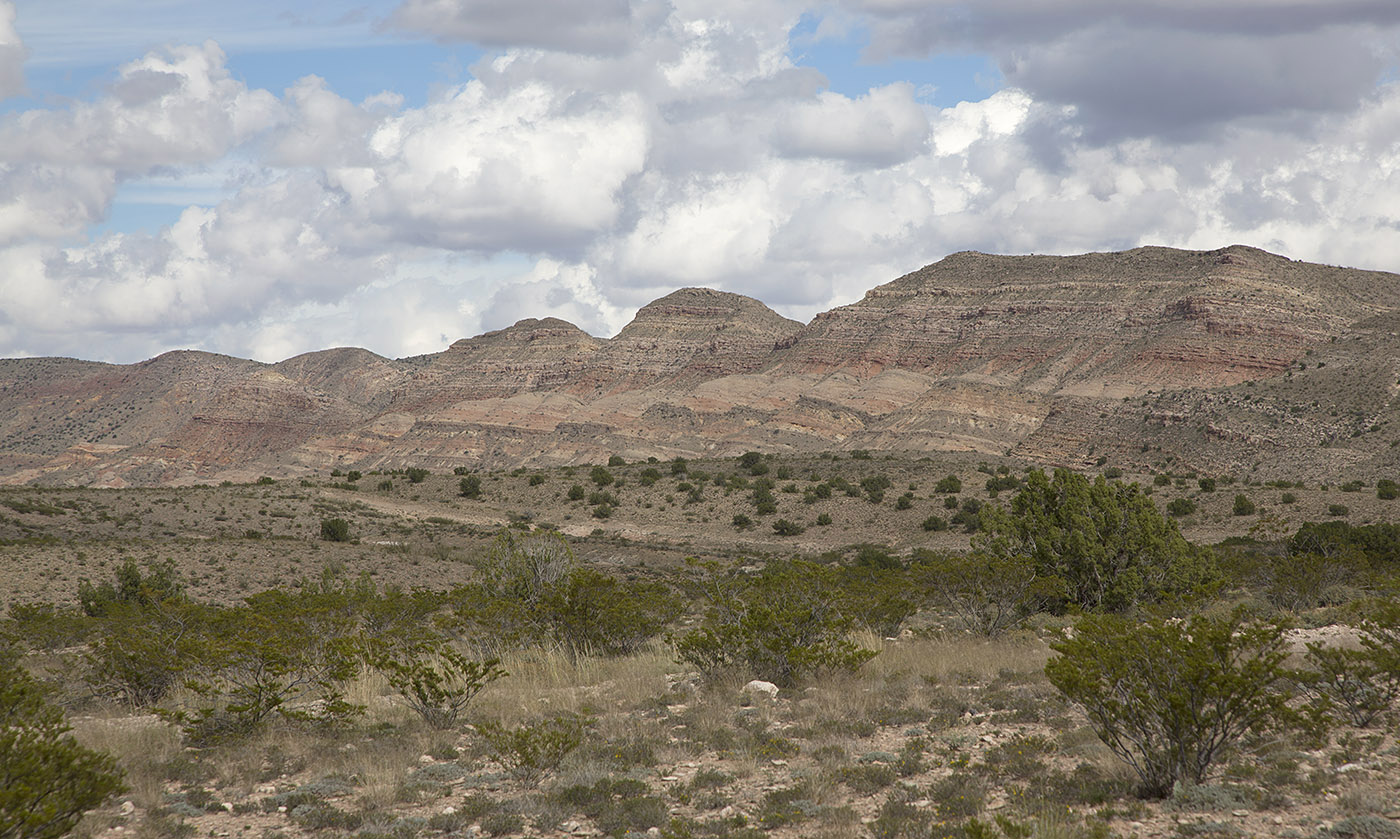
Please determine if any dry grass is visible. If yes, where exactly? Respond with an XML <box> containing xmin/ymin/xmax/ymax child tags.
<box><xmin>473</xmin><ymin>641</ymin><xmax>677</xmax><ymax>726</ymax></box>
<box><xmin>69</xmin><ymin>713</ymin><xmax>181</xmax><ymax>810</ymax></box>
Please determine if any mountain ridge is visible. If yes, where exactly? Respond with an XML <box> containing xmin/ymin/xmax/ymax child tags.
<box><xmin>4</xmin><ymin>245</ymin><xmax>1400</xmax><ymax>487</ymax></box>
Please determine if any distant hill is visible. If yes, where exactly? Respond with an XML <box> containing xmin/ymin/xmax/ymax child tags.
<box><xmin>4</xmin><ymin>245</ymin><xmax>1400</xmax><ymax>487</ymax></box>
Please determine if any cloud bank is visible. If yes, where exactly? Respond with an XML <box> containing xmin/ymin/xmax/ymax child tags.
<box><xmin>1</xmin><ymin>0</ymin><xmax>1399</xmax><ymax>363</ymax></box>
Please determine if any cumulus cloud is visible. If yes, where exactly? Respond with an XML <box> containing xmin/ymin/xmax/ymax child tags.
<box><xmin>0</xmin><ymin>0</ymin><xmax>26</xmax><ymax>98</ymax></box>
<box><xmin>3</xmin><ymin>0</ymin><xmax>1400</xmax><ymax>365</ymax></box>
<box><xmin>773</xmin><ymin>83</ymin><xmax>929</xmax><ymax>166</ymax></box>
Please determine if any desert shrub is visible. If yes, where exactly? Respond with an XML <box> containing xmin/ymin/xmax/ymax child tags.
<box><xmin>536</xmin><ymin>568</ymin><xmax>682</xmax><ymax>659</ymax></box>
<box><xmin>922</xmin><ymin>515</ymin><xmax>947</xmax><ymax>532</ymax></box>
<box><xmin>2</xmin><ymin>603</ymin><xmax>94</xmax><ymax>652</ymax></box>
<box><xmin>976</xmin><ymin>469</ymin><xmax>1218</xmax><ymax>612</ymax></box>
<box><xmin>815</xmin><ymin>513</ymin><xmax>832</xmax><ymax>526</ymax></box>
<box><xmin>671</xmin><ymin>559</ymin><xmax>877</xmax><ymax>686</ymax></box>
<box><xmin>377</xmin><ymin>479</ymin><xmax>393</xmax><ymax>491</ymax></box>
<box><xmin>1232</xmin><ymin>494</ymin><xmax>1256</xmax><ymax>516</ymax></box>
<box><xmin>405</xmin><ymin>467</ymin><xmax>430</xmax><ymax>484</ymax></box>
<box><xmin>1167</xmin><ymin>498</ymin><xmax>1197</xmax><ymax>517</ymax></box>
<box><xmin>1300</xmin><ymin>643</ymin><xmax>1399</xmax><ymax>729</ymax></box>
<box><xmin>895</xmin><ymin>493</ymin><xmax>914</xmax><ymax>510</ymax></box>
<box><xmin>1330</xmin><ymin>504</ymin><xmax>1351</xmax><ymax>517</ymax></box>
<box><xmin>558</xmin><ymin>777</ymin><xmax>667</xmax><ymax>836</ymax></box>
<box><xmin>589</xmin><ymin>466</ymin><xmax>614</xmax><ymax>487</ymax></box>
<box><xmin>475</xmin><ymin>529</ymin><xmax>575</xmax><ymax>604</ymax></box>
<box><xmin>459</xmin><ymin>475</ymin><xmax>482</xmax><ymax>498</ymax></box>
<box><xmin>732</xmin><ymin>513</ymin><xmax>753</xmax><ymax>531</ymax></box>
<box><xmin>639</xmin><ymin>468</ymin><xmax>661</xmax><ymax>486</ymax></box>
<box><xmin>985</xmin><ymin>474</ymin><xmax>1021</xmax><ymax>495</ymax></box>
<box><xmin>164</xmin><ymin>589</ymin><xmax>364</xmax><ymax>743</ymax></box>
<box><xmin>670</xmin><ymin>457</ymin><xmax>688</xmax><ymax>475</ymax></box>
<box><xmin>915</xmin><ymin>551</ymin><xmax>1064</xmax><ymax>635</ymax></box>
<box><xmin>86</xmin><ymin>599</ymin><xmax>211</xmax><ymax>705</ymax></box>
<box><xmin>1378</xmin><ymin>480</ymin><xmax>1398</xmax><ymax>500</ymax></box>
<box><xmin>0</xmin><ymin>648</ymin><xmax>125</xmax><ymax>839</ymax></box>
<box><xmin>528</xmin><ymin>474</ymin><xmax>546</xmax><ymax>486</ymax></box>
<box><xmin>1199</xmin><ymin>477</ymin><xmax>1217</xmax><ymax>492</ymax></box>
<box><xmin>567</xmin><ymin>483</ymin><xmax>586</xmax><ymax>501</ymax></box>
<box><xmin>1045</xmin><ymin>610</ymin><xmax>1295</xmax><ymax>798</ymax></box>
<box><xmin>772</xmin><ymin>519</ymin><xmax>805</xmax><ymax>536</ymax></box>
<box><xmin>1280</xmin><ymin>492</ymin><xmax>1297</xmax><ymax>504</ymax></box>
<box><xmin>78</xmin><ymin>558</ymin><xmax>184</xmax><ymax>618</ymax></box>
<box><xmin>935</xmin><ymin>475</ymin><xmax>962</xmax><ymax>494</ymax></box>
<box><xmin>592</xmin><ymin>503</ymin><xmax>613</xmax><ymax>519</ymax></box>
<box><xmin>1290</xmin><ymin>521</ymin><xmax>1400</xmax><ymax>563</ymax></box>
<box><xmin>367</xmin><ymin>645</ymin><xmax>505</xmax><ymax>729</ymax></box>
<box><xmin>607</xmin><ymin>455</ymin><xmax>626</xmax><ymax>467</ymax></box>
<box><xmin>477</xmin><ymin>715</ymin><xmax>586</xmax><ymax>784</ymax></box>
<box><xmin>320</xmin><ymin>518</ymin><xmax>351</xmax><ymax>542</ymax></box>
<box><xmin>861</xmin><ymin>474</ymin><xmax>892</xmax><ymax>503</ymax></box>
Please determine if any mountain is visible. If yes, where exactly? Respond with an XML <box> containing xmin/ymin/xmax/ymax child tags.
<box><xmin>4</xmin><ymin>245</ymin><xmax>1400</xmax><ymax>486</ymax></box>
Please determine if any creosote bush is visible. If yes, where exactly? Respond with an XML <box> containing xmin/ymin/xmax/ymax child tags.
<box><xmin>1</xmin><ymin>648</ymin><xmax>125</xmax><ymax>839</ymax></box>
<box><xmin>320</xmin><ymin>518</ymin><xmax>351</xmax><ymax>542</ymax></box>
<box><xmin>671</xmin><ymin>559</ymin><xmax>878</xmax><ymax>687</ymax></box>
<box><xmin>1046</xmin><ymin>609</ymin><xmax>1295</xmax><ymax>798</ymax></box>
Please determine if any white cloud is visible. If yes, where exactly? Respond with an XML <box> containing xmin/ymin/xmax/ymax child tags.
<box><xmin>773</xmin><ymin>83</ymin><xmax>930</xmax><ymax>166</ymax></box>
<box><xmin>4</xmin><ymin>1</ymin><xmax>1400</xmax><ymax>366</ymax></box>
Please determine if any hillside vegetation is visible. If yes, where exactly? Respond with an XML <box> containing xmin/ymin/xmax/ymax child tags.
<box><xmin>6</xmin><ymin>452</ymin><xmax>1400</xmax><ymax>839</ymax></box>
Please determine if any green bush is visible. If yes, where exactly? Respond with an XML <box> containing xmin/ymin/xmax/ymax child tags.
<box><xmin>732</xmin><ymin>513</ymin><xmax>753</xmax><ymax>531</ymax></box>
<box><xmin>1198</xmin><ymin>477</ymin><xmax>1217</xmax><ymax>492</ymax></box>
<box><xmin>935</xmin><ymin>475</ymin><xmax>962</xmax><ymax>494</ymax></box>
<box><xmin>1166</xmin><ymin>498</ymin><xmax>1196</xmax><ymax>517</ymax></box>
<box><xmin>976</xmin><ymin>469</ymin><xmax>1218</xmax><ymax>612</ymax></box>
<box><xmin>815</xmin><ymin>513</ymin><xmax>832</xmax><ymax>526</ymax></box>
<box><xmin>1232</xmin><ymin>494</ymin><xmax>1256</xmax><ymax>516</ymax></box>
<box><xmin>536</xmin><ymin>569</ymin><xmax>681</xmax><ymax>659</ymax></box>
<box><xmin>1379</xmin><ymin>480</ymin><xmax>1399</xmax><ymax>500</ymax></box>
<box><xmin>607</xmin><ymin>455</ymin><xmax>626</xmax><ymax>467</ymax></box>
<box><xmin>459</xmin><ymin>475</ymin><xmax>482</xmax><ymax>499</ymax></box>
<box><xmin>406</xmin><ymin>467</ymin><xmax>430</xmax><ymax>484</ymax></box>
<box><xmin>860</xmin><ymin>475</ymin><xmax>892</xmax><ymax>503</ymax></box>
<box><xmin>895</xmin><ymin>493</ymin><xmax>914</xmax><ymax>510</ymax></box>
<box><xmin>1329</xmin><ymin>504</ymin><xmax>1351</xmax><ymax>517</ymax></box>
<box><xmin>1</xmin><ymin>649</ymin><xmax>125</xmax><ymax>839</ymax></box>
<box><xmin>1045</xmin><ymin>610</ymin><xmax>1295</xmax><ymax>798</ymax></box>
<box><xmin>671</xmin><ymin>560</ymin><xmax>878</xmax><ymax>687</ymax></box>
<box><xmin>921</xmin><ymin>515</ymin><xmax>947</xmax><ymax>532</ymax></box>
<box><xmin>772</xmin><ymin>519</ymin><xmax>805</xmax><ymax>536</ymax></box>
<box><xmin>589</xmin><ymin>466</ymin><xmax>614</xmax><ymax>487</ymax></box>
<box><xmin>367</xmin><ymin>645</ymin><xmax>505</xmax><ymax>729</ymax></box>
<box><xmin>567</xmin><ymin>483</ymin><xmax>586</xmax><ymax>501</ymax></box>
<box><xmin>78</xmin><ymin>558</ymin><xmax>184</xmax><ymax>618</ymax></box>
<box><xmin>670</xmin><ymin>457</ymin><xmax>688</xmax><ymax>476</ymax></box>
<box><xmin>320</xmin><ymin>518</ymin><xmax>351</xmax><ymax>542</ymax></box>
<box><xmin>477</xmin><ymin>715</ymin><xmax>586</xmax><ymax>784</ymax></box>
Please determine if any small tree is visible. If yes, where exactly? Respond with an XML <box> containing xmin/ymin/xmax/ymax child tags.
<box><xmin>406</xmin><ymin>467</ymin><xmax>430</xmax><ymax>484</ymax></box>
<box><xmin>1232</xmin><ymin>494</ymin><xmax>1256</xmax><ymax>516</ymax></box>
<box><xmin>1045</xmin><ymin>610</ymin><xmax>1294</xmax><ymax>798</ymax></box>
<box><xmin>459</xmin><ymin>475</ymin><xmax>482</xmax><ymax>499</ymax></box>
<box><xmin>1</xmin><ymin>649</ymin><xmax>125</xmax><ymax>839</ymax></box>
<box><xmin>589</xmin><ymin>466</ymin><xmax>614</xmax><ymax>487</ymax></box>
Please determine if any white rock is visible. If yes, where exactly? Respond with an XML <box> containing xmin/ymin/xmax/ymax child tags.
<box><xmin>419</xmin><ymin>754</ymin><xmax>434</xmax><ymax>764</ymax></box>
<box><xmin>441</xmin><ymin>806</ymin><xmax>457</xmax><ymax>816</ymax></box>
<box><xmin>1336</xmin><ymin>762</ymin><xmax>1365</xmax><ymax>773</ymax></box>
<box><xmin>647</xmin><ymin>829</ymin><xmax>662</xmax><ymax>839</ymax></box>
<box><xmin>119</xmin><ymin>801</ymin><xmax>134</xmax><ymax>816</ymax></box>
<box><xmin>742</xmin><ymin>680</ymin><xmax>779</xmax><ymax>699</ymax></box>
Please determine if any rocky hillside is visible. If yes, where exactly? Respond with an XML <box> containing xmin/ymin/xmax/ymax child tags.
<box><xmin>4</xmin><ymin>245</ymin><xmax>1400</xmax><ymax>486</ymax></box>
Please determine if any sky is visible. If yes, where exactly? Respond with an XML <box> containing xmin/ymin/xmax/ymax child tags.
<box><xmin>1</xmin><ymin>1</ymin><xmax>1399</xmax><ymax>364</ymax></box>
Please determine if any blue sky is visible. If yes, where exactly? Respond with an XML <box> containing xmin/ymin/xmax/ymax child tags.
<box><xmin>1</xmin><ymin>0</ymin><xmax>1398</xmax><ymax>363</ymax></box>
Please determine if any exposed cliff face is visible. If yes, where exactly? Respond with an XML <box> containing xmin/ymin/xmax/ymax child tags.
<box><xmin>4</xmin><ymin>245</ymin><xmax>1400</xmax><ymax>486</ymax></box>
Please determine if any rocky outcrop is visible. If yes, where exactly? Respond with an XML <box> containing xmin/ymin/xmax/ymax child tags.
<box><xmin>5</xmin><ymin>245</ymin><xmax>1400</xmax><ymax>486</ymax></box>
